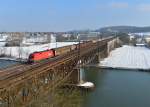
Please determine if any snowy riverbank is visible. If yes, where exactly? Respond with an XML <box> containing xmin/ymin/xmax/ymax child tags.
<box><xmin>100</xmin><ymin>45</ymin><xmax>150</xmax><ymax>70</ymax></box>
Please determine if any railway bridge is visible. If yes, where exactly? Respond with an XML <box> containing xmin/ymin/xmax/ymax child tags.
<box><xmin>0</xmin><ymin>36</ymin><xmax>118</xmax><ymax>107</ymax></box>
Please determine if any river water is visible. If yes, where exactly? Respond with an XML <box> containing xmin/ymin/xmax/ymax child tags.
<box><xmin>82</xmin><ymin>67</ymin><xmax>150</xmax><ymax>107</ymax></box>
<box><xmin>0</xmin><ymin>59</ymin><xmax>18</xmax><ymax>69</ymax></box>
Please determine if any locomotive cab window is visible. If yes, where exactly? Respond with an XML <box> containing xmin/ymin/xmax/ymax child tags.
<box><xmin>29</xmin><ymin>55</ymin><xmax>34</xmax><ymax>59</ymax></box>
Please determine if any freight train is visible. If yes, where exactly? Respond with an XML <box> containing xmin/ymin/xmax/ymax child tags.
<box><xmin>27</xmin><ymin>44</ymin><xmax>78</xmax><ymax>63</ymax></box>
<box><xmin>27</xmin><ymin>37</ymin><xmax>112</xmax><ymax>63</ymax></box>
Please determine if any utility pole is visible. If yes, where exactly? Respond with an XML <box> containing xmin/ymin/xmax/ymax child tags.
<box><xmin>77</xmin><ymin>34</ymin><xmax>81</xmax><ymax>65</ymax></box>
<box><xmin>97</xmin><ymin>32</ymin><xmax>101</xmax><ymax>62</ymax></box>
<box><xmin>55</xmin><ymin>34</ymin><xmax>57</xmax><ymax>48</ymax></box>
<box><xmin>49</xmin><ymin>33</ymin><xmax>51</xmax><ymax>49</ymax></box>
<box><xmin>77</xmin><ymin>34</ymin><xmax>81</xmax><ymax>82</ymax></box>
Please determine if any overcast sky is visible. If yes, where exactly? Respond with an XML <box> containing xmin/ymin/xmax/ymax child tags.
<box><xmin>0</xmin><ymin>0</ymin><xmax>150</xmax><ymax>32</ymax></box>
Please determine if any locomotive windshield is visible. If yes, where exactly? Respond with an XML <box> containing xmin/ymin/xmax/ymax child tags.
<box><xmin>29</xmin><ymin>54</ymin><xmax>34</xmax><ymax>59</ymax></box>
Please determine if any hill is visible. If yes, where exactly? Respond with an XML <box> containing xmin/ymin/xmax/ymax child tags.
<box><xmin>96</xmin><ymin>26</ymin><xmax>150</xmax><ymax>33</ymax></box>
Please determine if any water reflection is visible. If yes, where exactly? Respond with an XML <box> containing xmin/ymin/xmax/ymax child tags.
<box><xmin>83</xmin><ymin>68</ymin><xmax>150</xmax><ymax>107</ymax></box>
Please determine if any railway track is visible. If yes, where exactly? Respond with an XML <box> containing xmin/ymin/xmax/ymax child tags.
<box><xmin>0</xmin><ymin>37</ymin><xmax>114</xmax><ymax>89</ymax></box>
<box><xmin>0</xmin><ymin>50</ymin><xmax>78</xmax><ymax>89</ymax></box>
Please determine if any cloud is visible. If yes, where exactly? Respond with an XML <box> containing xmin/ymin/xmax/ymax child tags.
<box><xmin>109</xmin><ymin>2</ymin><xmax>129</xmax><ymax>9</ymax></box>
<box><xmin>137</xmin><ymin>4</ymin><xmax>150</xmax><ymax>12</ymax></box>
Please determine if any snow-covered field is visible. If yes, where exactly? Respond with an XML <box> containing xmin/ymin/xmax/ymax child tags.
<box><xmin>100</xmin><ymin>45</ymin><xmax>150</xmax><ymax>70</ymax></box>
<box><xmin>0</xmin><ymin>42</ymin><xmax>78</xmax><ymax>60</ymax></box>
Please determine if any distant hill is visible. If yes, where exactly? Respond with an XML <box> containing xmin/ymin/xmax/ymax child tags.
<box><xmin>96</xmin><ymin>26</ymin><xmax>150</xmax><ymax>33</ymax></box>
<box><xmin>68</xmin><ymin>29</ymin><xmax>93</xmax><ymax>34</ymax></box>
<box><xmin>67</xmin><ymin>26</ymin><xmax>150</xmax><ymax>35</ymax></box>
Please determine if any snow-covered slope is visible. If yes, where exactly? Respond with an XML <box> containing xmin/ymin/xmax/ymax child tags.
<box><xmin>100</xmin><ymin>45</ymin><xmax>150</xmax><ymax>70</ymax></box>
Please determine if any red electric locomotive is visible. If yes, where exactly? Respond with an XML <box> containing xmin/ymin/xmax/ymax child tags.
<box><xmin>28</xmin><ymin>49</ymin><xmax>55</xmax><ymax>63</ymax></box>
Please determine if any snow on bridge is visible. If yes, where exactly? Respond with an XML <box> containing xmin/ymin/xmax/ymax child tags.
<box><xmin>100</xmin><ymin>45</ymin><xmax>150</xmax><ymax>70</ymax></box>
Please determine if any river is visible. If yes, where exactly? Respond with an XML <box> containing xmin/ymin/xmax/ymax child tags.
<box><xmin>82</xmin><ymin>67</ymin><xmax>150</xmax><ymax>107</ymax></box>
<box><xmin>0</xmin><ymin>59</ymin><xmax>18</xmax><ymax>69</ymax></box>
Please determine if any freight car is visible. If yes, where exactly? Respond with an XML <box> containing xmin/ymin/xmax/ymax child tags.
<box><xmin>54</xmin><ymin>44</ymin><xmax>77</xmax><ymax>56</ymax></box>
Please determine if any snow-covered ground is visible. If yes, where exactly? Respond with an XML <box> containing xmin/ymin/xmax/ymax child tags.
<box><xmin>0</xmin><ymin>42</ymin><xmax>6</xmax><ymax>47</ymax></box>
<box><xmin>129</xmin><ymin>32</ymin><xmax>150</xmax><ymax>36</ymax></box>
<box><xmin>0</xmin><ymin>34</ymin><xmax>8</xmax><ymax>46</ymax></box>
<box><xmin>0</xmin><ymin>34</ymin><xmax>8</xmax><ymax>41</ymax></box>
<box><xmin>100</xmin><ymin>45</ymin><xmax>150</xmax><ymax>70</ymax></box>
<box><xmin>0</xmin><ymin>42</ymin><xmax>78</xmax><ymax>60</ymax></box>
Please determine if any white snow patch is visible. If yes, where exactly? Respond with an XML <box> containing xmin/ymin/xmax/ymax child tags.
<box><xmin>0</xmin><ymin>42</ymin><xmax>6</xmax><ymax>47</ymax></box>
<box><xmin>100</xmin><ymin>45</ymin><xmax>150</xmax><ymax>70</ymax></box>
<box><xmin>77</xmin><ymin>82</ymin><xmax>95</xmax><ymax>88</ymax></box>
<box><xmin>0</xmin><ymin>34</ymin><xmax>8</xmax><ymax>46</ymax></box>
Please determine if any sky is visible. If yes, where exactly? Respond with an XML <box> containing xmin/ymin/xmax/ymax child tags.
<box><xmin>1</xmin><ymin>0</ymin><xmax>150</xmax><ymax>32</ymax></box>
